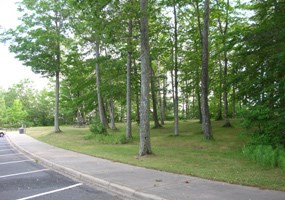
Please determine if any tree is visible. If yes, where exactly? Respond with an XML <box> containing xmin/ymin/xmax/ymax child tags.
<box><xmin>139</xmin><ymin>0</ymin><xmax>152</xmax><ymax>156</ymax></box>
<box><xmin>214</xmin><ymin>0</ymin><xmax>232</xmax><ymax>127</ymax></box>
<box><xmin>0</xmin><ymin>95</ymin><xmax>7</xmax><ymax>126</ymax></box>
<box><xmin>234</xmin><ymin>0</ymin><xmax>285</xmax><ymax>146</ymax></box>
<box><xmin>6</xmin><ymin>99</ymin><xmax>27</xmax><ymax>126</ymax></box>
<box><xmin>2</xmin><ymin>0</ymin><xmax>70</xmax><ymax>132</ymax></box>
<box><xmin>126</xmin><ymin>18</ymin><xmax>133</xmax><ymax>139</ymax></box>
<box><xmin>173</xmin><ymin>0</ymin><xmax>179</xmax><ymax>136</ymax></box>
<box><xmin>201</xmin><ymin>0</ymin><xmax>213</xmax><ymax>139</ymax></box>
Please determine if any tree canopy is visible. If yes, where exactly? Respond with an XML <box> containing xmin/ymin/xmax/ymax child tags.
<box><xmin>1</xmin><ymin>0</ymin><xmax>284</xmax><ymax>152</ymax></box>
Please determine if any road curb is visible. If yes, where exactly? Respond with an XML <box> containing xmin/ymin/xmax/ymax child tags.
<box><xmin>6</xmin><ymin>134</ymin><xmax>167</xmax><ymax>200</ymax></box>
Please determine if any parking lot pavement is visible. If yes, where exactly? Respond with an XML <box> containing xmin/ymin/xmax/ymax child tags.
<box><xmin>0</xmin><ymin>136</ymin><xmax>122</xmax><ymax>200</ymax></box>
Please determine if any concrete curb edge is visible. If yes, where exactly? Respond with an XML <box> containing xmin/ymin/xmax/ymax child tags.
<box><xmin>6</xmin><ymin>134</ymin><xmax>167</xmax><ymax>200</ymax></box>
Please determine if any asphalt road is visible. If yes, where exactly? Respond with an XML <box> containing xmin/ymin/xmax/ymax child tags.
<box><xmin>0</xmin><ymin>136</ymin><xmax>121</xmax><ymax>200</ymax></box>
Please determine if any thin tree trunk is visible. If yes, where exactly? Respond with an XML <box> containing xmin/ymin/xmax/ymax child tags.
<box><xmin>139</xmin><ymin>0</ymin><xmax>151</xmax><ymax>156</ymax></box>
<box><xmin>222</xmin><ymin>53</ymin><xmax>231</xmax><ymax>127</ymax></box>
<box><xmin>95</xmin><ymin>41</ymin><xmax>108</xmax><ymax>129</ymax></box>
<box><xmin>216</xmin><ymin>58</ymin><xmax>223</xmax><ymax>121</ymax></box>
<box><xmin>157</xmin><ymin>63</ymin><xmax>165</xmax><ymax>125</ymax></box>
<box><xmin>192</xmin><ymin>92</ymin><xmax>195</xmax><ymax>119</ymax></box>
<box><xmin>162</xmin><ymin>76</ymin><xmax>167</xmax><ymax>124</ymax></box>
<box><xmin>150</xmin><ymin>66</ymin><xmax>161</xmax><ymax>128</ymax></box>
<box><xmin>126</xmin><ymin>19</ymin><xmax>132</xmax><ymax>139</ymax></box>
<box><xmin>108</xmin><ymin>97</ymin><xmax>117</xmax><ymax>130</ymax></box>
<box><xmin>134</xmin><ymin>60</ymin><xmax>140</xmax><ymax>125</ymax></box>
<box><xmin>54</xmin><ymin>9</ymin><xmax>61</xmax><ymax>133</ymax></box>
<box><xmin>173</xmin><ymin>0</ymin><xmax>179</xmax><ymax>136</ymax></box>
<box><xmin>194</xmin><ymin>1</ymin><xmax>203</xmax><ymax>124</ymax></box>
<box><xmin>170</xmin><ymin>69</ymin><xmax>175</xmax><ymax>113</ymax></box>
<box><xmin>185</xmin><ymin>82</ymin><xmax>190</xmax><ymax>119</ymax></box>
<box><xmin>216</xmin><ymin>0</ymin><xmax>231</xmax><ymax>127</ymax></box>
<box><xmin>54</xmin><ymin>70</ymin><xmax>61</xmax><ymax>133</ymax></box>
<box><xmin>201</xmin><ymin>0</ymin><xmax>213</xmax><ymax>139</ymax></box>
<box><xmin>197</xmin><ymin>87</ymin><xmax>202</xmax><ymax>123</ymax></box>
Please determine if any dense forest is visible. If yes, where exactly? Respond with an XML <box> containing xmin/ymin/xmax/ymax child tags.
<box><xmin>0</xmin><ymin>0</ymin><xmax>284</xmax><ymax>155</ymax></box>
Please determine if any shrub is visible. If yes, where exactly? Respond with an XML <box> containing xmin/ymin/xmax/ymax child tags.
<box><xmin>243</xmin><ymin>144</ymin><xmax>285</xmax><ymax>170</ymax></box>
<box><xmin>239</xmin><ymin>105</ymin><xmax>285</xmax><ymax>147</ymax></box>
<box><xmin>84</xmin><ymin>133</ymin><xmax>131</xmax><ymax>144</ymax></box>
<box><xmin>277</xmin><ymin>148</ymin><xmax>285</xmax><ymax>171</ymax></box>
<box><xmin>89</xmin><ymin>118</ymin><xmax>107</xmax><ymax>135</ymax></box>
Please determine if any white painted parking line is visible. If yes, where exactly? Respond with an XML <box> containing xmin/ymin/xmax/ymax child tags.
<box><xmin>0</xmin><ymin>169</ymin><xmax>49</xmax><ymax>179</ymax></box>
<box><xmin>0</xmin><ymin>159</ymin><xmax>33</xmax><ymax>165</ymax></box>
<box><xmin>17</xmin><ymin>183</ymin><xmax>83</xmax><ymax>200</ymax></box>
<box><xmin>0</xmin><ymin>153</ymin><xmax>22</xmax><ymax>157</ymax></box>
<box><xmin>0</xmin><ymin>148</ymin><xmax>13</xmax><ymax>152</ymax></box>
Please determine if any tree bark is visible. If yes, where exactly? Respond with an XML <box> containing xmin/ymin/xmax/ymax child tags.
<box><xmin>54</xmin><ymin>8</ymin><xmax>61</xmax><ymax>133</ymax></box>
<box><xmin>201</xmin><ymin>0</ymin><xmax>213</xmax><ymax>139</ymax></box>
<box><xmin>216</xmin><ymin>0</ymin><xmax>231</xmax><ymax>127</ymax></box>
<box><xmin>197</xmin><ymin>87</ymin><xmax>202</xmax><ymax>123</ymax></box>
<box><xmin>222</xmin><ymin>54</ymin><xmax>231</xmax><ymax>127</ymax></box>
<box><xmin>157</xmin><ymin>62</ymin><xmax>163</xmax><ymax>125</ymax></box>
<box><xmin>139</xmin><ymin>0</ymin><xmax>152</xmax><ymax>156</ymax></box>
<box><xmin>150</xmin><ymin>66</ymin><xmax>161</xmax><ymax>128</ymax></box>
<box><xmin>194</xmin><ymin>1</ymin><xmax>203</xmax><ymax>124</ymax></box>
<box><xmin>173</xmin><ymin>0</ymin><xmax>179</xmax><ymax>136</ymax></box>
<box><xmin>162</xmin><ymin>75</ymin><xmax>167</xmax><ymax>124</ymax></box>
<box><xmin>135</xmin><ymin>61</ymin><xmax>140</xmax><ymax>125</ymax></box>
<box><xmin>216</xmin><ymin>58</ymin><xmax>223</xmax><ymax>121</ymax></box>
<box><xmin>95</xmin><ymin>41</ymin><xmax>109</xmax><ymax>129</ymax></box>
<box><xmin>126</xmin><ymin>19</ymin><xmax>132</xmax><ymax>139</ymax></box>
<box><xmin>54</xmin><ymin>69</ymin><xmax>61</xmax><ymax>133</ymax></box>
<box><xmin>108</xmin><ymin>97</ymin><xmax>117</xmax><ymax>130</ymax></box>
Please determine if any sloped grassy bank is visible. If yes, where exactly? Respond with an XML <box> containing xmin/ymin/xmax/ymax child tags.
<box><xmin>26</xmin><ymin>120</ymin><xmax>285</xmax><ymax>191</ymax></box>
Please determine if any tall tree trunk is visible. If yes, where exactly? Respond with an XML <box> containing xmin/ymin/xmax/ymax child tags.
<box><xmin>139</xmin><ymin>0</ymin><xmax>151</xmax><ymax>156</ymax></box>
<box><xmin>126</xmin><ymin>19</ymin><xmax>132</xmax><ymax>139</ymax></box>
<box><xmin>197</xmin><ymin>87</ymin><xmax>202</xmax><ymax>123</ymax></box>
<box><xmin>216</xmin><ymin>58</ymin><xmax>223</xmax><ymax>121</ymax></box>
<box><xmin>150</xmin><ymin>66</ymin><xmax>161</xmax><ymax>128</ymax></box>
<box><xmin>157</xmin><ymin>63</ymin><xmax>165</xmax><ymax>125</ymax></box>
<box><xmin>222</xmin><ymin>52</ymin><xmax>231</xmax><ymax>127</ymax></box>
<box><xmin>54</xmin><ymin>70</ymin><xmax>61</xmax><ymax>133</ymax></box>
<box><xmin>162</xmin><ymin>75</ymin><xmax>167</xmax><ymax>124</ymax></box>
<box><xmin>194</xmin><ymin>1</ymin><xmax>203</xmax><ymax>124</ymax></box>
<box><xmin>173</xmin><ymin>0</ymin><xmax>179</xmax><ymax>136</ymax></box>
<box><xmin>232</xmin><ymin>84</ymin><xmax>236</xmax><ymax>117</ymax></box>
<box><xmin>108</xmin><ymin>97</ymin><xmax>117</xmax><ymax>130</ymax></box>
<box><xmin>54</xmin><ymin>9</ymin><xmax>61</xmax><ymax>133</ymax></box>
<box><xmin>192</xmin><ymin>92</ymin><xmax>195</xmax><ymax>119</ymax></box>
<box><xmin>216</xmin><ymin>0</ymin><xmax>231</xmax><ymax>127</ymax></box>
<box><xmin>185</xmin><ymin>83</ymin><xmax>190</xmax><ymax>119</ymax></box>
<box><xmin>135</xmin><ymin>62</ymin><xmax>140</xmax><ymax>125</ymax></box>
<box><xmin>201</xmin><ymin>0</ymin><xmax>213</xmax><ymax>139</ymax></box>
<box><xmin>95</xmin><ymin>41</ymin><xmax>108</xmax><ymax>129</ymax></box>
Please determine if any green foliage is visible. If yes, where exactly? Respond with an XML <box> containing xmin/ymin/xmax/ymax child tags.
<box><xmin>84</xmin><ymin>132</ymin><xmax>133</xmax><ymax>145</ymax></box>
<box><xmin>278</xmin><ymin>152</ymin><xmax>285</xmax><ymax>171</ymax></box>
<box><xmin>6</xmin><ymin>99</ymin><xmax>27</xmax><ymax>126</ymax></box>
<box><xmin>239</xmin><ymin>105</ymin><xmax>285</xmax><ymax>147</ymax></box>
<box><xmin>89</xmin><ymin>118</ymin><xmax>107</xmax><ymax>135</ymax></box>
<box><xmin>243</xmin><ymin>144</ymin><xmax>285</xmax><ymax>170</ymax></box>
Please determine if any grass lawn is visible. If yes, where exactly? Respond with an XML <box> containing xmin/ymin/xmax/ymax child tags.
<box><xmin>26</xmin><ymin>120</ymin><xmax>285</xmax><ymax>191</ymax></box>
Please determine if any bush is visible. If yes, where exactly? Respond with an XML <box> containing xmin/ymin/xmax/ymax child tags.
<box><xmin>243</xmin><ymin>144</ymin><xmax>285</xmax><ymax>170</ymax></box>
<box><xmin>277</xmin><ymin>151</ymin><xmax>285</xmax><ymax>171</ymax></box>
<box><xmin>84</xmin><ymin>133</ymin><xmax>132</xmax><ymax>144</ymax></box>
<box><xmin>239</xmin><ymin>105</ymin><xmax>285</xmax><ymax>147</ymax></box>
<box><xmin>89</xmin><ymin>118</ymin><xmax>107</xmax><ymax>135</ymax></box>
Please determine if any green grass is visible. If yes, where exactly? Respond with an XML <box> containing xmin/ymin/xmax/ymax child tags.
<box><xmin>26</xmin><ymin>120</ymin><xmax>285</xmax><ymax>191</ymax></box>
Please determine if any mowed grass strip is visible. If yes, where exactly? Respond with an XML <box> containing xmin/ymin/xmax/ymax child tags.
<box><xmin>26</xmin><ymin>120</ymin><xmax>285</xmax><ymax>191</ymax></box>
